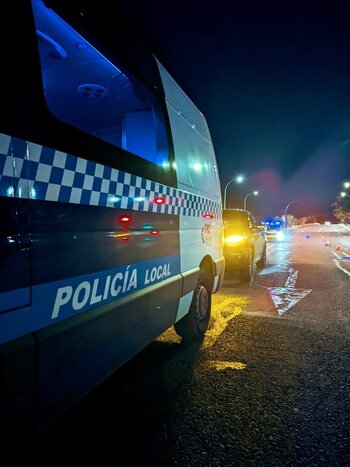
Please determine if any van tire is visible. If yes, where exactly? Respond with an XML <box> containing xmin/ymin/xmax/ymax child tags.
<box><xmin>174</xmin><ymin>269</ymin><xmax>212</xmax><ymax>340</ymax></box>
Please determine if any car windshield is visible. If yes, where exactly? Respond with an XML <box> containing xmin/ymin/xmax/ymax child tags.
<box><xmin>223</xmin><ymin>210</ymin><xmax>249</xmax><ymax>228</ymax></box>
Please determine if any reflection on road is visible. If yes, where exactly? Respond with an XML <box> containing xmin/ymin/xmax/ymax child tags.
<box><xmin>207</xmin><ymin>360</ymin><xmax>246</xmax><ymax>371</ymax></box>
<box><xmin>157</xmin><ymin>295</ymin><xmax>247</xmax><ymax>349</ymax></box>
<box><xmin>267</xmin><ymin>230</ymin><xmax>349</xmax><ymax>265</ymax></box>
<box><xmin>205</xmin><ymin>296</ymin><xmax>246</xmax><ymax>348</ymax></box>
<box><xmin>259</xmin><ymin>264</ymin><xmax>289</xmax><ymax>275</ymax></box>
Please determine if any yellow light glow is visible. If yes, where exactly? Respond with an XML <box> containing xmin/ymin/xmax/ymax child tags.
<box><xmin>224</xmin><ymin>235</ymin><xmax>245</xmax><ymax>244</ymax></box>
<box><xmin>204</xmin><ymin>295</ymin><xmax>246</xmax><ymax>348</ymax></box>
<box><xmin>112</xmin><ymin>232</ymin><xmax>131</xmax><ymax>238</ymax></box>
<box><xmin>208</xmin><ymin>360</ymin><xmax>247</xmax><ymax>371</ymax></box>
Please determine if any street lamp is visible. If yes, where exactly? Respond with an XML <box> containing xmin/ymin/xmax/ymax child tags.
<box><xmin>283</xmin><ymin>197</ymin><xmax>318</xmax><ymax>229</ymax></box>
<box><xmin>223</xmin><ymin>175</ymin><xmax>244</xmax><ymax>209</ymax></box>
<box><xmin>284</xmin><ymin>199</ymin><xmax>299</xmax><ymax>229</ymax></box>
<box><xmin>344</xmin><ymin>182</ymin><xmax>350</xmax><ymax>189</ymax></box>
<box><xmin>340</xmin><ymin>192</ymin><xmax>347</xmax><ymax>198</ymax></box>
<box><xmin>243</xmin><ymin>191</ymin><xmax>258</xmax><ymax>210</ymax></box>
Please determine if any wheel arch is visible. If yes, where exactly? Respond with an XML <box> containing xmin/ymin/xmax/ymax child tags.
<box><xmin>199</xmin><ymin>255</ymin><xmax>215</xmax><ymax>290</ymax></box>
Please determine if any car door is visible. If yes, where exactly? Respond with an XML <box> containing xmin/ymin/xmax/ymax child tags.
<box><xmin>249</xmin><ymin>213</ymin><xmax>264</xmax><ymax>262</ymax></box>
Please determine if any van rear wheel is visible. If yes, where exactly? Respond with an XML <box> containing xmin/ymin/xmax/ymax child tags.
<box><xmin>174</xmin><ymin>268</ymin><xmax>211</xmax><ymax>340</ymax></box>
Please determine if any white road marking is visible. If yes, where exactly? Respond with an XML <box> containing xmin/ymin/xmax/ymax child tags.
<box><xmin>332</xmin><ymin>251</ymin><xmax>350</xmax><ymax>261</ymax></box>
<box><xmin>332</xmin><ymin>252</ymin><xmax>343</xmax><ymax>260</ymax></box>
<box><xmin>333</xmin><ymin>258</ymin><xmax>350</xmax><ymax>277</ymax></box>
<box><xmin>268</xmin><ymin>287</ymin><xmax>312</xmax><ymax>316</ymax></box>
<box><xmin>284</xmin><ymin>268</ymin><xmax>298</xmax><ymax>287</ymax></box>
<box><xmin>267</xmin><ymin>267</ymin><xmax>312</xmax><ymax>316</ymax></box>
<box><xmin>259</xmin><ymin>264</ymin><xmax>289</xmax><ymax>275</ymax></box>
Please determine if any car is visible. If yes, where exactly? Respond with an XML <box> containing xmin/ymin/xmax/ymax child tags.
<box><xmin>223</xmin><ymin>209</ymin><xmax>267</xmax><ymax>281</ymax></box>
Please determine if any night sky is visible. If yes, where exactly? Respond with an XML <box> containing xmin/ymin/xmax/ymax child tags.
<box><xmin>121</xmin><ymin>0</ymin><xmax>350</xmax><ymax>219</ymax></box>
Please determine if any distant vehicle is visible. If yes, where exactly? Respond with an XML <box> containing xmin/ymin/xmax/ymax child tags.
<box><xmin>262</xmin><ymin>216</ymin><xmax>284</xmax><ymax>230</ymax></box>
<box><xmin>223</xmin><ymin>209</ymin><xmax>266</xmax><ymax>281</ymax></box>
<box><xmin>265</xmin><ymin>228</ymin><xmax>286</xmax><ymax>242</ymax></box>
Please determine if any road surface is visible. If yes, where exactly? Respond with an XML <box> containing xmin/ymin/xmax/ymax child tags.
<box><xmin>10</xmin><ymin>225</ymin><xmax>350</xmax><ymax>465</ymax></box>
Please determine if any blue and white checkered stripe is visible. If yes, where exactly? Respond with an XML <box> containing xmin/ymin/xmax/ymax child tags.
<box><xmin>0</xmin><ymin>133</ymin><xmax>221</xmax><ymax>217</ymax></box>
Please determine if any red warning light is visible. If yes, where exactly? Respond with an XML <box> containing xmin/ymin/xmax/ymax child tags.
<box><xmin>119</xmin><ymin>215</ymin><xmax>132</xmax><ymax>223</ymax></box>
<box><xmin>203</xmin><ymin>213</ymin><xmax>214</xmax><ymax>219</ymax></box>
<box><xmin>153</xmin><ymin>197</ymin><xmax>165</xmax><ymax>204</ymax></box>
<box><xmin>150</xmin><ymin>230</ymin><xmax>160</xmax><ymax>235</ymax></box>
<box><xmin>122</xmin><ymin>236</ymin><xmax>131</xmax><ymax>242</ymax></box>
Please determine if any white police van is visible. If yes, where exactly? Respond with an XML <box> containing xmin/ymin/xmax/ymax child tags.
<box><xmin>0</xmin><ymin>0</ymin><xmax>224</xmax><ymax>431</ymax></box>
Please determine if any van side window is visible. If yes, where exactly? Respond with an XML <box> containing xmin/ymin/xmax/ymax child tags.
<box><xmin>156</xmin><ymin>60</ymin><xmax>220</xmax><ymax>198</ymax></box>
<box><xmin>31</xmin><ymin>0</ymin><xmax>169</xmax><ymax>167</ymax></box>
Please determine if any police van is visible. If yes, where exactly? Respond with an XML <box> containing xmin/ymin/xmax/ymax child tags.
<box><xmin>0</xmin><ymin>0</ymin><xmax>224</xmax><ymax>430</ymax></box>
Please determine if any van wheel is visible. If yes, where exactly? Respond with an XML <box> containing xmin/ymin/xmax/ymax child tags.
<box><xmin>257</xmin><ymin>244</ymin><xmax>266</xmax><ymax>269</ymax></box>
<box><xmin>239</xmin><ymin>248</ymin><xmax>254</xmax><ymax>281</ymax></box>
<box><xmin>174</xmin><ymin>269</ymin><xmax>212</xmax><ymax>340</ymax></box>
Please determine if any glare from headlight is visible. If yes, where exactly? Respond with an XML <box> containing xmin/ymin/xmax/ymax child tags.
<box><xmin>224</xmin><ymin>235</ymin><xmax>245</xmax><ymax>244</ymax></box>
<box><xmin>276</xmin><ymin>231</ymin><xmax>285</xmax><ymax>241</ymax></box>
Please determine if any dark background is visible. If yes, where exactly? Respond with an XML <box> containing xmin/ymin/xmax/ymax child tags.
<box><xmin>120</xmin><ymin>0</ymin><xmax>350</xmax><ymax>220</ymax></box>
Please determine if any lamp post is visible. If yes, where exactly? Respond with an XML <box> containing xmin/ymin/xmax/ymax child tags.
<box><xmin>284</xmin><ymin>199</ymin><xmax>298</xmax><ymax>229</ymax></box>
<box><xmin>284</xmin><ymin>197</ymin><xmax>318</xmax><ymax>229</ymax></box>
<box><xmin>243</xmin><ymin>191</ymin><xmax>258</xmax><ymax>210</ymax></box>
<box><xmin>223</xmin><ymin>175</ymin><xmax>244</xmax><ymax>209</ymax></box>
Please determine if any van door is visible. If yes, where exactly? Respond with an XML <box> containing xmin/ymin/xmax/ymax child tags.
<box><xmin>0</xmin><ymin>134</ymin><xmax>31</xmax><ymax>313</ymax></box>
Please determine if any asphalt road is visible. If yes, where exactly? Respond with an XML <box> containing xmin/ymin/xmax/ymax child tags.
<box><xmin>15</xmin><ymin>227</ymin><xmax>350</xmax><ymax>465</ymax></box>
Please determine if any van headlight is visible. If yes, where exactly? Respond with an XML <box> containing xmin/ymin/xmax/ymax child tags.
<box><xmin>224</xmin><ymin>235</ymin><xmax>245</xmax><ymax>244</ymax></box>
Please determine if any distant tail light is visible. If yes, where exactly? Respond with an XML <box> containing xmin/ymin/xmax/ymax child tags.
<box><xmin>153</xmin><ymin>197</ymin><xmax>165</xmax><ymax>204</ymax></box>
<box><xmin>119</xmin><ymin>215</ymin><xmax>132</xmax><ymax>223</ymax></box>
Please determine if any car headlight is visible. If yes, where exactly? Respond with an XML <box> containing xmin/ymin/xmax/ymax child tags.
<box><xmin>276</xmin><ymin>231</ymin><xmax>285</xmax><ymax>241</ymax></box>
<box><xmin>224</xmin><ymin>235</ymin><xmax>245</xmax><ymax>244</ymax></box>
